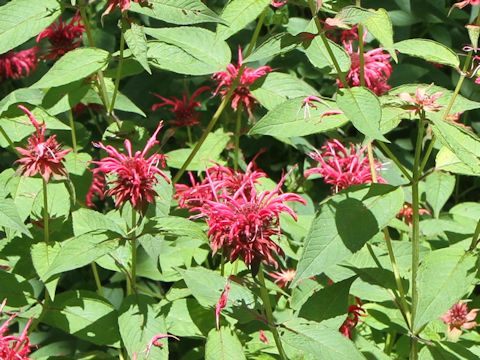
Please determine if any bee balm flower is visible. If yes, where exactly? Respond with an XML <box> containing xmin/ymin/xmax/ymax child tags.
<box><xmin>441</xmin><ymin>301</ymin><xmax>479</xmax><ymax>341</ymax></box>
<box><xmin>398</xmin><ymin>87</ymin><xmax>443</xmax><ymax>114</ymax></box>
<box><xmin>271</xmin><ymin>0</ymin><xmax>287</xmax><ymax>8</ymax></box>
<box><xmin>0</xmin><ymin>300</ymin><xmax>33</xmax><ymax>360</ymax></box>
<box><xmin>103</xmin><ymin>0</ymin><xmax>150</xmax><ymax>16</ymax></box>
<box><xmin>0</xmin><ymin>48</ymin><xmax>38</xmax><ymax>80</ymax></box>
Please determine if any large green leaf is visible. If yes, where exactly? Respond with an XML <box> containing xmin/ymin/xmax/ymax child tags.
<box><xmin>0</xmin><ymin>270</ymin><xmax>35</xmax><ymax>307</ymax></box>
<box><xmin>394</xmin><ymin>39</ymin><xmax>460</xmax><ymax>68</ymax></box>
<box><xmin>150</xmin><ymin>216</ymin><xmax>208</xmax><ymax>243</ymax></box>
<box><xmin>305</xmin><ymin>31</ymin><xmax>351</xmax><ymax>74</ymax></box>
<box><xmin>31</xmin><ymin>242</ymin><xmax>61</xmax><ymax>299</ymax></box>
<box><xmin>244</xmin><ymin>32</ymin><xmax>303</xmax><ymax>63</ymax></box>
<box><xmin>414</xmin><ymin>247</ymin><xmax>477</xmax><ymax>332</ymax></box>
<box><xmin>0</xmin><ymin>0</ymin><xmax>60</xmax><ymax>54</ymax></box>
<box><xmin>130</xmin><ymin>0</ymin><xmax>223</xmax><ymax>25</ymax></box>
<box><xmin>146</xmin><ymin>27</ymin><xmax>231</xmax><ymax>75</ymax></box>
<box><xmin>31</xmin><ymin>48</ymin><xmax>110</xmax><ymax>89</ymax></box>
<box><xmin>72</xmin><ymin>208</ymin><xmax>125</xmax><ymax>237</ymax></box>
<box><xmin>216</xmin><ymin>0</ymin><xmax>270</xmax><ymax>40</ymax></box>
<box><xmin>0</xmin><ymin>88</ymin><xmax>44</xmax><ymax>117</ymax></box>
<box><xmin>124</xmin><ymin>22</ymin><xmax>151</xmax><ymax>74</ymax></box>
<box><xmin>205</xmin><ymin>327</ymin><xmax>247</xmax><ymax>360</ymax></box>
<box><xmin>293</xmin><ymin>184</ymin><xmax>404</xmax><ymax>285</ymax></box>
<box><xmin>0</xmin><ymin>198</ymin><xmax>30</xmax><ymax>236</ymax></box>
<box><xmin>425</xmin><ymin>172</ymin><xmax>455</xmax><ymax>217</ymax></box>
<box><xmin>336</xmin><ymin>87</ymin><xmax>387</xmax><ymax>141</ymax></box>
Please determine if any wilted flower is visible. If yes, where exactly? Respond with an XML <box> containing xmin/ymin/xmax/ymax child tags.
<box><xmin>0</xmin><ymin>48</ymin><xmax>38</xmax><ymax>80</ymax></box>
<box><xmin>103</xmin><ymin>0</ymin><xmax>150</xmax><ymax>16</ymax></box>
<box><xmin>85</xmin><ymin>173</ymin><xmax>106</xmax><ymax>208</ymax></box>
<box><xmin>398</xmin><ymin>87</ymin><xmax>443</xmax><ymax>114</ymax></box>
<box><xmin>200</xmin><ymin>173</ymin><xmax>306</xmax><ymax>270</ymax></box>
<box><xmin>397</xmin><ymin>203</ymin><xmax>430</xmax><ymax>225</ymax></box>
<box><xmin>269</xmin><ymin>269</ymin><xmax>296</xmax><ymax>288</ymax></box>
<box><xmin>441</xmin><ymin>301</ymin><xmax>479</xmax><ymax>341</ymax></box>
<box><xmin>213</xmin><ymin>48</ymin><xmax>272</xmax><ymax>117</ymax></box>
<box><xmin>305</xmin><ymin>139</ymin><xmax>384</xmax><ymax>193</ymax></box>
<box><xmin>271</xmin><ymin>0</ymin><xmax>287</xmax><ymax>8</ymax></box>
<box><xmin>15</xmin><ymin>105</ymin><xmax>71</xmax><ymax>182</ymax></box>
<box><xmin>151</xmin><ymin>86</ymin><xmax>210</xmax><ymax>127</ymax></box>
<box><xmin>215</xmin><ymin>281</ymin><xmax>231</xmax><ymax>330</ymax></box>
<box><xmin>91</xmin><ymin>122</ymin><xmax>170</xmax><ymax>213</ymax></box>
<box><xmin>452</xmin><ymin>0</ymin><xmax>480</xmax><ymax>11</ymax></box>
<box><xmin>0</xmin><ymin>300</ymin><xmax>33</xmax><ymax>360</ymax></box>
<box><xmin>144</xmin><ymin>333</ymin><xmax>179</xmax><ymax>357</ymax></box>
<box><xmin>340</xmin><ymin>41</ymin><xmax>392</xmax><ymax>95</ymax></box>
<box><xmin>36</xmin><ymin>14</ymin><xmax>85</xmax><ymax>60</ymax></box>
<box><xmin>301</xmin><ymin>95</ymin><xmax>343</xmax><ymax>120</ymax></box>
<box><xmin>339</xmin><ymin>304</ymin><xmax>366</xmax><ymax>339</ymax></box>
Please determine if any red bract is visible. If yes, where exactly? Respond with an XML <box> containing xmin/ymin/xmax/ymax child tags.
<box><xmin>91</xmin><ymin>122</ymin><xmax>170</xmax><ymax>213</ymax></box>
<box><xmin>0</xmin><ymin>48</ymin><xmax>38</xmax><ymax>80</ymax></box>
<box><xmin>213</xmin><ymin>48</ymin><xmax>272</xmax><ymax>117</ymax></box>
<box><xmin>340</xmin><ymin>41</ymin><xmax>392</xmax><ymax>95</ymax></box>
<box><xmin>151</xmin><ymin>86</ymin><xmax>210</xmax><ymax>127</ymax></box>
<box><xmin>339</xmin><ymin>304</ymin><xmax>366</xmax><ymax>339</ymax></box>
<box><xmin>200</xmin><ymin>173</ymin><xmax>306</xmax><ymax>270</ymax></box>
<box><xmin>36</xmin><ymin>14</ymin><xmax>85</xmax><ymax>60</ymax></box>
<box><xmin>269</xmin><ymin>268</ymin><xmax>296</xmax><ymax>288</ymax></box>
<box><xmin>305</xmin><ymin>139</ymin><xmax>384</xmax><ymax>193</ymax></box>
<box><xmin>441</xmin><ymin>301</ymin><xmax>479</xmax><ymax>340</ymax></box>
<box><xmin>103</xmin><ymin>0</ymin><xmax>149</xmax><ymax>16</ymax></box>
<box><xmin>215</xmin><ymin>281</ymin><xmax>231</xmax><ymax>330</ymax></box>
<box><xmin>0</xmin><ymin>301</ymin><xmax>33</xmax><ymax>360</ymax></box>
<box><xmin>397</xmin><ymin>203</ymin><xmax>430</xmax><ymax>225</ymax></box>
<box><xmin>15</xmin><ymin>105</ymin><xmax>71</xmax><ymax>182</ymax></box>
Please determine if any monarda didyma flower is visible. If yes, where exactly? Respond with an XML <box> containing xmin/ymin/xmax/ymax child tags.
<box><xmin>213</xmin><ymin>48</ymin><xmax>272</xmax><ymax>117</ymax></box>
<box><xmin>398</xmin><ymin>87</ymin><xmax>443</xmax><ymax>114</ymax></box>
<box><xmin>15</xmin><ymin>105</ymin><xmax>71</xmax><ymax>182</ymax></box>
<box><xmin>103</xmin><ymin>0</ymin><xmax>150</xmax><ymax>16</ymax></box>
<box><xmin>441</xmin><ymin>301</ymin><xmax>479</xmax><ymax>341</ymax></box>
<box><xmin>91</xmin><ymin>122</ymin><xmax>170</xmax><ymax>213</ymax></box>
<box><xmin>0</xmin><ymin>300</ymin><xmax>33</xmax><ymax>360</ymax></box>
<box><xmin>36</xmin><ymin>14</ymin><xmax>85</xmax><ymax>60</ymax></box>
<box><xmin>0</xmin><ymin>48</ymin><xmax>38</xmax><ymax>80</ymax></box>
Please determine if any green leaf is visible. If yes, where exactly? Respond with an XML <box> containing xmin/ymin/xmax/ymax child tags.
<box><xmin>250</xmin><ymin>97</ymin><xmax>348</xmax><ymax>137</ymax></box>
<box><xmin>146</xmin><ymin>27</ymin><xmax>231</xmax><ymax>75</ymax></box>
<box><xmin>151</xmin><ymin>216</ymin><xmax>208</xmax><ymax>243</ymax></box>
<box><xmin>0</xmin><ymin>0</ymin><xmax>61</xmax><ymax>54</ymax></box>
<box><xmin>72</xmin><ymin>208</ymin><xmax>125</xmax><ymax>237</ymax></box>
<box><xmin>425</xmin><ymin>172</ymin><xmax>455</xmax><ymax>217</ymax></box>
<box><xmin>0</xmin><ymin>198</ymin><xmax>30</xmax><ymax>236</ymax></box>
<box><xmin>216</xmin><ymin>0</ymin><xmax>270</xmax><ymax>40</ymax></box>
<box><xmin>414</xmin><ymin>247</ymin><xmax>477</xmax><ymax>332</ymax></box>
<box><xmin>336</xmin><ymin>87</ymin><xmax>388</xmax><ymax>141</ymax></box>
<box><xmin>305</xmin><ymin>31</ymin><xmax>351</xmax><ymax>74</ymax></box>
<box><xmin>436</xmin><ymin>147</ymin><xmax>478</xmax><ymax>176</ymax></box>
<box><xmin>0</xmin><ymin>88</ymin><xmax>44</xmax><ymax>117</ymax></box>
<box><xmin>394</xmin><ymin>39</ymin><xmax>460</xmax><ymax>68</ymax></box>
<box><xmin>130</xmin><ymin>0</ymin><xmax>223</xmax><ymax>25</ymax></box>
<box><xmin>43</xmin><ymin>290</ymin><xmax>120</xmax><ymax>346</ymax></box>
<box><xmin>0</xmin><ymin>270</ymin><xmax>35</xmax><ymax>307</ymax></box>
<box><xmin>166</xmin><ymin>128</ymin><xmax>230</xmax><ymax>170</ymax></box>
<box><xmin>294</xmin><ymin>184</ymin><xmax>404</xmax><ymax>285</ymax></box>
<box><xmin>205</xmin><ymin>327</ymin><xmax>247</xmax><ymax>360</ymax></box>
<box><xmin>281</xmin><ymin>321</ymin><xmax>366</xmax><ymax>359</ymax></box>
<box><xmin>363</xmin><ymin>9</ymin><xmax>397</xmax><ymax>61</ymax></box>
<box><xmin>32</xmin><ymin>182</ymin><xmax>71</xmax><ymax>220</ymax></box>
<box><xmin>244</xmin><ymin>32</ymin><xmax>303</xmax><ymax>63</ymax></box>
<box><xmin>124</xmin><ymin>23</ymin><xmax>151</xmax><ymax>74</ymax></box>
<box><xmin>31</xmin><ymin>242</ymin><xmax>61</xmax><ymax>298</ymax></box>
<box><xmin>31</xmin><ymin>48</ymin><xmax>110</xmax><ymax>89</ymax></box>
<box><xmin>118</xmin><ymin>295</ymin><xmax>170</xmax><ymax>360</ymax></box>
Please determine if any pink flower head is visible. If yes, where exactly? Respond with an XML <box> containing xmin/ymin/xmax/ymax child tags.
<box><xmin>103</xmin><ymin>0</ymin><xmax>150</xmax><ymax>16</ymax></box>
<box><xmin>213</xmin><ymin>48</ymin><xmax>272</xmax><ymax>117</ymax></box>
<box><xmin>144</xmin><ymin>333</ymin><xmax>179</xmax><ymax>357</ymax></box>
<box><xmin>441</xmin><ymin>301</ymin><xmax>479</xmax><ymax>340</ymax></box>
<box><xmin>15</xmin><ymin>105</ymin><xmax>71</xmax><ymax>182</ymax></box>
<box><xmin>0</xmin><ymin>48</ymin><xmax>38</xmax><ymax>80</ymax></box>
<box><xmin>301</xmin><ymin>95</ymin><xmax>343</xmax><ymax>120</ymax></box>
<box><xmin>36</xmin><ymin>14</ymin><xmax>84</xmax><ymax>60</ymax></box>
<box><xmin>85</xmin><ymin>173</ymin><xmax>106</xmax><ymax>208</ymax></box>
<box><xmin>339</xmin><ymin>303</ymin><xmax>366</xmax><ymax>339</ymax></box>
<box><xmin>271</xmin><ymin>0</ymin><xmax>287</xmax><ymax>8</ymax></box>
<box><xmin>91</xmin><ymin>122</ymin><xmax>170</xmax><ymax>213</ymax></box>
<box><xmin>269</xmin><ymin>268</ymin><xmax>296</xmax><ymax>288</ymax></box>
<box><xmin>305</xmin><ymin>139</ymin><xmax>384</xmax><ymax>193</ymax></box>
<box><xmin>151</xmin><ymin>86</ymin><xmax>210</xmax><ymax>127</ymax></box>
<box><xmin>215</xmin><ymin>281</ymin><xmax>231</xmax><ymax>330</ymax></box>
<box><xmin>397</xmin><ymin>202</ymin><xmax>430</xmax><ymax>225</ymax></box>
<box><xmin>0</xmin><ymin>301</ymin><xmax>33</xmax><ymax>360</ymax></box>
<box><xmin>339</xmin><ymin>41</ymin><xmax>392</xmax><ymax>95</ymax></box>
<box><xmin>200</xmin><ymin>172</ymin><xmax>306</xmax><ymax>270</ymax></box>
<box><xmin>398</xmin><ymin>87</ymin><xmax>443</xmax><ymax>114</ymax></box>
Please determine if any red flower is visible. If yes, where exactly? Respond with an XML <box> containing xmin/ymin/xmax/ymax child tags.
<box><xmin>271</xmin><ymin>0</ymin><xmax>287</xmax><ymax>8</ymax></box>
<box><xmin>339</xmin><ymin>304</ymin><xmax>366</xmax><ymax>339</ymax></box>
<box><xmin>151</xmin><ymin>86</ymin><xmax>210</xmax><ymax>127</ymax></box>
<box><xmin>452</xmin><ymin>0</ymin><xmax>480</xmax><ymax>10</ymax></box>
<box><xmin>305</xmin><ymin>139</ymin><xmax>384</xmax><ymax>193</ymax></box>
<box><xmin>215</xmin><ymin>281</ymin><xmax>231</xmax><ymax>330</ymax></box>
<box><xmin>144</xmin><ymin>333</ymin><xmax>179</xmax><ymax>357</ymax></box>
<box><xmin>441</xmin><ymin>301</ymin><xmax>479</xmax><ymax>340</ymax></box>
<box><xmin>91</xmin><ymin>122</ymin><xmax>170</xmax><ymax>212</ymax></box>
<box><xmin>339</xmin><ymin>41</ymin><xmax>392</xmax><ymax>95</ymax></box>
<box><xmin>0</xmin><ymin>48</ymin><xmax>38</xmax><ymax>80</ymax></box>
<box><xmin>213</xmin><ymin>48</ymin><xmax>272</xmax><ymax>117</ymax></box>
<box><xmin>200</xmin><ymin>173</ymin><xmax>306</xmax><ymax>270</ymax></box>
<box><xmin>259</xmin><ymin>330</ymin><xmax>269</xmax><ymax>344</ymax></box>
<box><xmin>36</xmin><ymin>14</ymin><xmax>85</xmax><ymax>60</ymax></box>
<box><xmin>398</xmin><ymin>87</ymin><xmax>443</xmax><ymax>114</ymax></box>
<box><xmin>269</xmin><ymin>268</ymin><xmax>296</xmax><ymax>288</ymax></box>
<box><xmin>397</xmin><ymin>203</ymin><xmax>430</xmax><ymax>225</ymax></box>
<box><xmin>0</xmin><ymin>300</ymin><xmax>33</xmax><ymax>360</ymax></box>
<box><xmin>85</xmin><ymin>173</ymin><xmax>106</xmax><ymax>208</ymax></box>
<box><xmin>103</xmin><ymin>0</ymin><xmax>150</xmax><ymax>16</ymax></box>
<box><xmin>15</xmin><ymin>105</ymin><xmax>71</xmax><ymax>182</ymax></box>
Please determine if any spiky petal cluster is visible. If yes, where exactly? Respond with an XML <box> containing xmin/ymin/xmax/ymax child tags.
<box><xmin>441</xmin><ymin>301</ymin><xmax>479</xmax><ymax>340</ymax></box>
<box><xmin>398</xmin><ymin>87</ymin><xmax>443</xmax><ymax>114</ymax></box>
<box><xmin>0</xmin><ymin>48</ymin><xmax>38</xmax><ymax>80</ymax></box>
<box><xmin>0</xmin><ymin>300</ymin><xmax>33</xmax><ymax>360</ymax></box>
<box><xmin>397</xmin><ymin>203</ymin><xmax>430</xmax><ymax>225</ymax></box>
<box><xmin>269</xmin><ymin>269</ymin><xmax>296</xmax><ymax>288</ymax></box>
<box><xmin>200</xmin><ymin>173</ymin><xmax>306</xmax><ymax>270</ymax></box>
<box><xmin>339</xmin><ymin>304</ymin><xmax>366</xmax><ymax>339</ymax></box>
<box><xmin>151</xmin><ymin>86</ymin><xmax>210</xmax><ymax>127</ymax></box>
<box><xmin>339</xmin><ymin>41</ymin><xmax>392</xmax><ymax>95</ymax></box>
<box><xmin>103</xmin><ymin>0</ymin><xmax>149</xmax><ymax>16</ymax></box>
<box><xmin>215</xmin><ymin>281</ymin><xmax>231</xmax><ymax>330</ymax></box>
<box><xmin>213</xmin><ymin>48</ymin><xmax>272</xmax><ymax>117</ymax></box>
<box><xmin>36</xmin><ymin>14</ymin><xmax>85</xmax><ymax>60</ymax></box>
<box><xmin>85</xmin><ymin>173</ymin><xmax>106</xmax><ymax>208</ymax></box>
<box><xmin>305</xmin><ymin>139</ymin><xmax>384</xmax><ymax>193</ymax></box>
<box><xmin>15</xmin><ymin>105</ymin><xmax>70</xmax><ymax>182</ymax></box>
<box><xmin>91</xmin><ymin>122</ymin><xmax>170</xmax><ymax>212</ymax></box>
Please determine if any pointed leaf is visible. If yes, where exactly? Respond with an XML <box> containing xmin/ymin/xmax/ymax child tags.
<box><xmin>205</xmin><ymin>327</ymin><xmax>247</xmax><ymax>360</ymax></box>
<box><xmin>124</xmin><ymin>23</ymin><xmax>151</xmax><ymax>74</ymax></box>
<box><xmin>394</xmin><ymin>39</ymin><xmax>460</xmax><ymax>68</ymax></box>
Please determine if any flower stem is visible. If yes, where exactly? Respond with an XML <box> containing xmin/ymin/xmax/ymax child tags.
<box><xmin>91</xmin><ymin>262</ymin><xmax>103</xmax><ymax>296</ymax></box>
<box><xmin>468</xmin><ymin>219</ymin><xmax>480</xmax><ymax>251</ymax></box>
<box><xmin>257</xmin><ymin>265</ymin><xmax>287</xmax><ymax>360</ymax></box>
<box><xmin>129</xmin><ymin>210</ymin><xmax>138</xmax><ymax>296</ymax></box>
<box><xmin>109</xmin><ymin>17</ymin><xmax>126</xmax><ymax>116</ymax></box>
<box><xmin>42</xmin><ymin>178</ymin><xmax>49</xmax><ymax>246</ymax></box>
<box><xmin>367</xmin><ymin>143</ymin><xmax>378</xmax><ymax>183</ymax></box>
<box><xmin>186</xmin><ymin>126</ymin><xmax>193</xmax><ymax>144</ymax></box>
<box><xmin>68</xmin><ymin>109</ymin><xmax>78</xmax><ymax>153</ymax></box>
<box><xmin>234</xmin><ymin>104</ymin><xmax>243</xmax><ymax>170</ymax></box>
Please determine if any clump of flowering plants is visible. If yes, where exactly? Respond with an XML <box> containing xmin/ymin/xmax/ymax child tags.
<box><xmin>1</xmin><ymin>0</ymin><xmax>480</xmax><ymax>359</ymax></box>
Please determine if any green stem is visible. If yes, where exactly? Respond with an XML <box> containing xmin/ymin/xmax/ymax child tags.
<box><xmin>246</xmin><ymin>8</ymin><xmax>267</xmax><ymax>56</ymax></box>
<box><xmin>0</xmin><ymin>126</ymin><xmax>19</xmax><ymax>155</ymax></box>
<box><xmin>186</xmin><ymin>126</ymin><xmax>193</xmax><ymax>144</ymax></box>
<box><xmin>377</xmin><ymin>141</ymin><xmax>413</xmax><ymax>181</ymax></box>
<box><xmin>129</xmin><ymin>210</ymin><xmax>138</xmax><ymax>296</ymax></box>
<box><xmin>91</xmin><ymin>262</ymin><xmax>103</xmax><ymax>296</ymax></box>
<box><xmin>367</xmin><ymin>143</ymin><xmax>378</xmax><ymax>183</ymax></box>
<box><xmin>234</xmin><ymin>104</ymin><xmax>243</xmax><ymax>170</ymax></box>
<box><xmin>68</xmin><ymin>110</ymin><xmax>78</xmax><ymax>153</ymax></box>
<box><xmin>42</xmin><ymin>178</ymin><xmax>49</xmax><ymax>246</ymax></box>
<box><xmin>109</xmin><ymin>19</ymin><xmax>126</xmax><ymax>115</ymax></box>
<box><xmin>258</xmin><ymin>265</ymin><xmax>287</xmax><ymax>360</ymax></box>
<box><xmin>468</xmin><ymin>220</ymin><xmax>480</xmax><ymax>251</ymax></box>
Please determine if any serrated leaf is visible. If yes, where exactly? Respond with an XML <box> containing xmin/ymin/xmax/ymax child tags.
<box><xmin>0</xmin><ymin>0</ymin><xmax>60</xmax><ymax>54</ymax></box>
<box><xmin>436</xmin><ymin>147</ymin><xmax>478</xmax><ymax>176</ymax></box>
<box><xmin>425</xmin><ymin>172</ymin><xmax>455</xmax><ymax>217</ymax></box>
<box><xmin>205</xmin><ymin>327</ymin><xmax>247</xmax><ymax>360</ymax></box>
<box><xmin>250</xmin><ymin>97</ymin><xmax>348</xmax><ymax>137</ymax></box>
<box><xmin>31</xmin><ymin>242</ymin><xmax>61</xmax><ymax>298</ymax></box>
<box><xmin>394</xmin><ymin>39</ymin><xmax>460</xmax><ymax>68</ymax></box>
<box><xmin>216</xmin><ymin>0</ymin><xmax>270</xmax><ymax>40</ymax></box>
<box><xmin>72</xmin><ymin>208</ymin><xmax>125</xmax><ymax>237</ymax></box>
<box><xmin>0</xmin><ymin>198</ymin><xmax>30</xmax><ymax>236</ymax></box>
<box><xmin>31</xmin><ymin>48</ymin><xmax>110</xmax><ymax>89</ymax></box>
<box><xmin>146</xmin><ymin>27</ymin><xmax>231</xmax><ymax>75</ymax></box>
<box><xmin>244</xmin><ymin>32</ymin><xmax>303</xmax><ymax>63</ymax></box>
<box><xmin>124</xmin><ymin>23</ymin><xmax>151</xmax><ymax>74</ymax></box>
<box><xmin>363</xmin><ymin>8</ymin><xmax>397</xmax><ymax>61</ymax></box>
<box><xmin>305</xmin><ymin>30</ymin><xmax>351</xmax><ymax>74</ymax></box>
